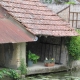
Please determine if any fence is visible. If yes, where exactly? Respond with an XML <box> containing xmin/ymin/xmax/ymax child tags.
<box><xmin>69</xmin><ymin>4</ymin><xmax>80</xmax><ymax>29</ymax></box>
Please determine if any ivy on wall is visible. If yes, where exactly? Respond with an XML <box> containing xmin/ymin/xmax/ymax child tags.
<box><xmin>41</xmin><ymin>0</ymin><xmax>69</xmax><ymax>4</ymax></box>
<box><xmin>66</xmin><ymin>33</ymin><xmax>80</xmax><ymax>60</ymax></box>
<box><xmin>55</xmin><ymin>0</ymin><xmax>69</xmax><ymax>4</ymax></box>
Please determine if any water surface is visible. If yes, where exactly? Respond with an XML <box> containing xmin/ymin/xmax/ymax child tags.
<box><xmin>26</xmin><ymin>70</ymin><xmax>80</xmax><ymax>80</ymax></box>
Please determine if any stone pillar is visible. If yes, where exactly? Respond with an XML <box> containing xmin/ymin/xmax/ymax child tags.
<box><xmin>9</xmin><ymin>43</ymin><xmax>20</xmax><ymax>68</ymax></box>
<box><xmin>60</xmin><ymin>45</ymin><xmax>68</xmax><ymax>66</ymax></box>
<box><xmin>20</xmin><ymin>42</ymin><xmax>26</xmax><ymax>66</ymax></box>
<box><xmin>60</xmin><ymin>38</ymin><xmax>68</xmax><ymax>66</ymax></box>
<box><xmin>10</xmin><ymin>42</ymin><xmax>26</xmax><ymax>69</ymax></box>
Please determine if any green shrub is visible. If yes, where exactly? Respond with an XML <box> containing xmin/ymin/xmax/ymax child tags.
<box><xmin>28</xmin><ymin>50</ymin><xmax>40</xmax><ymax>63</ymax></box>
<box><xmin>0</xmin><ymin>71</ymin><xmax>4</xmax><ymax>78</ymax></box>
<box><xmin>66</xmin><ymin>36</ymin><xmax>80</xmax><ymax>60</ymax></box>
<box><xmin>66</xmin><ymin>1</ymin><xmax>75</xmax><ymax>5</ymax></box>
<box><xmin>8</xmin><ymin>69</ymin><xmax>20</xmax><ymax>80</ymax></box>
<box><xmin>0</xmin><ymin>69</ymin><xmax>20</xmax><ymax>80</ymax></box>
<box><xmin>18</xmin><ymin>59</ymin><xmax>27</xmax><ymax>75</ymax></box>
<box><xmin>44</xmin><ymin>0</ymin><xmax>52</xmax><ymax>3</ymax></box>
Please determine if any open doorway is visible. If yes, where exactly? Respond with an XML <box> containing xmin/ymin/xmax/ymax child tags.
<box><xmin>26</xmin><ymin>36</ymin><xmax>62</xmax><ymax>65</ymax></box>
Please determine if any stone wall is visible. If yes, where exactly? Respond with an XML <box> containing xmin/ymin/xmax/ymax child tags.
<box><xmin>0</xmin><ymin>42</ymin><xmax>26</xmax><ymax>69</ymax></box>
<box><xmin>72</xmin><ymin>60</ymin><xmax>80</xmax><ymax>69</ymax></box>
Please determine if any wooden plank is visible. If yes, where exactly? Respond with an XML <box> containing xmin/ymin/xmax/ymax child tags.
<box><xmin>45</xmin><ymin>44</ymin><xmax>49</xmax><ymax>59</ymax></box>
<box><xmin>52</xmin><ymin>45</ymin><xmax>56</xmax><ymax>59</ymax></box>
<box><xmin>49</xmin><ymin>44</ymin><xmax>53</xmax><ymax>59</ymax></box>
<box><xmin>70</xmin><ymin>20</ymin><xmax>80</xmax><ymax>21</ymax></box>
<box><xmin>37</xmin><ymin>43</ymin><xmax>42</xmax><ymax>61</ymax></box>
<box><xmin>55</xmin><ymin>45</ymin><xmax>60</xmax><ymax>64</ymax></box>
<box><xmin>68</xmin><ymin>5</ymin><xmax>70</xmax><ymax>23</ymax></box>
<box><xmin>41</xmin><ymin>44</ymin><xmax>45</xmax><ymax>61</ymax></box>
<box><xmin>72</xmin><ymin>13</ymin><xmax>74</xmax><ymax>27</ymax></box>
<box><xmin>76</xmin><ymin>13</ymin><xmax>78</xmax><ymax>28</ymax></box>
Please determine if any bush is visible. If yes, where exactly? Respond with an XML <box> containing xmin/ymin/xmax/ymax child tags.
<box><xmin>66</xmin><ymin>36</ymin><xmax>80</xmax><ymax>60</ymax></box>
<box><xmin>8</xmin><ymin>69</ymin><xmax>20</xmax><ymax>80</ymax></box>
<box><xmin>18</xmin><ymin>59</ymin><xmax>27</xmax><ymax>75</ymax></box>
<box><xmin>0</xmin><ymin>69</ymin><xmax>20</xmax><ymax>80</ymax></box>
<box><xmin>66</xmin><ymin>1</ymin><xmax>75</xmax><ymax>5</ymax></box>
<box><xmin>0</xmin><ymin>71</ymin><xmax>4</xmax><ymax>78</ymax></box>
<box><xmin>28</xmin><ymin>51</ymin><xmax>40</xmax><ymax>63</ymax></box>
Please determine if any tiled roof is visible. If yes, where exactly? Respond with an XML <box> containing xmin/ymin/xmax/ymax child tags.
<box><xmin>0</xmin><ymin>0</ymin><xmax>78</xmax><ymax>36</ymax></box>
<box><xmin>0</xmin><ymin>12</ymin><xmax>34</xmax><ymax>43</ymax></box>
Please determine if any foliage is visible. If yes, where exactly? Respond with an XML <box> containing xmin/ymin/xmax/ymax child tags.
<box><xmin>55</xmin><ymin>0</ymin><xmax>64</xmax><ymax>4</ymax></box>
<box><xmin>66</xmin><ymin>36</ymin><xmax>80</xmax><ymax>60</ymax></box>
<box><xmin>28</xmin><ymin>50</ymin><xmax>40</xmax><ymax>63</ymax></box>
<box><xmin>76</xmin><ymin>29</ymin><xmax>80</xmax><ymax>34</ymax></box>
<box><xmin>18</xmin><ymin>59</ymin><xmax>27</xmax><ymax>75</ymax></box>
<box><xmin>0</xmin><ymin>71</ymin><xmax>4</xmax><ymax>78</ymax></box>
<box><xmin>0</xmin><ymin>69</ymin><xmax>20</xmax><ymax>80</ymax></box>
<box><xmin>43</xmin><ymin>0</ymin><xmax>69</xmax><ymax>4</ymax></box>
<box><xmin>44</xmin><ymin>0</ymin><xmax>52</xmax><ymax>3</ymax></box>
<box><xmin>8</xmin><ymin>69</ymin><xmax>20</xmax><ymax>80</ymax></box>
<box><xmin>42</xmin><ymin>0</ymin><xmax>76</xmax><ymax>5</ymax></box>
<box><xmin>66</xmin><ymin>1</ymin><xmax>75</xmax><ymax>5</ymax></box>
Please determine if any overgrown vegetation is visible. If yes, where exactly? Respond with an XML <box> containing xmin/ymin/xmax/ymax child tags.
<box><xmin>42</xmin><ymin>0</ymin><xmax>75</xmax><ymax>4</ymax></box>
<box><xmin>28</xmin><ymin>50</ymin><xmax>40</xmax><ymax>63</ymax></box>
<box><xmin>0</xmin><ymin>69</ymin><xmax>20</xmax><ymax>80</ymax></box>
<box><xmin>18</xmin><ymin>59</ymin><xmax>27</xmax><ymax>75</ymax></box>
<box><xmin>55</xmin><ymin>0</ymin><xmax>69</xmax><ymax>4</ymax></box>
<box><xmin>8</xmin><ymin>69</ymin><xmax>20</xmax><ymax>80</ymax></box>
<box><xmin>0</xmin><ymin>59</ymin><xmax>27</xmax><ymax>80</ymax></box>
<box><xmin>66</xmin><ymin>34</ymin><xmax>80</xmax><ymax>60</ymax></box>
<box><xmin>44</xmin><ymin>0</ymin><xmax>52</xmax><ymax>3</ymax></box>
<box><xmin>66</xmin><ymin>1</ymin><xmax>75</xmax><ymax>5</ymax></box>
<box><xmin>42</xmin><ymin>0</ymin><xmax>69</xmax><ymax>4</ymax></box>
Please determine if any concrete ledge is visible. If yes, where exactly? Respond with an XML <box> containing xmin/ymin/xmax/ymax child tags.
<box><xmin>72</xmin><ymin>60</ymin><xmax>80</xmax><ymax>69</ymax></box>
<box><xmin>27</xmin><ymin>63</ymin><xmax>68</xmax><ymax>75</ymax></box>
<box><xmin>1</xmin><ymin>76</ymin><xmax>12</xmax><ymax>80</ymax></box>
